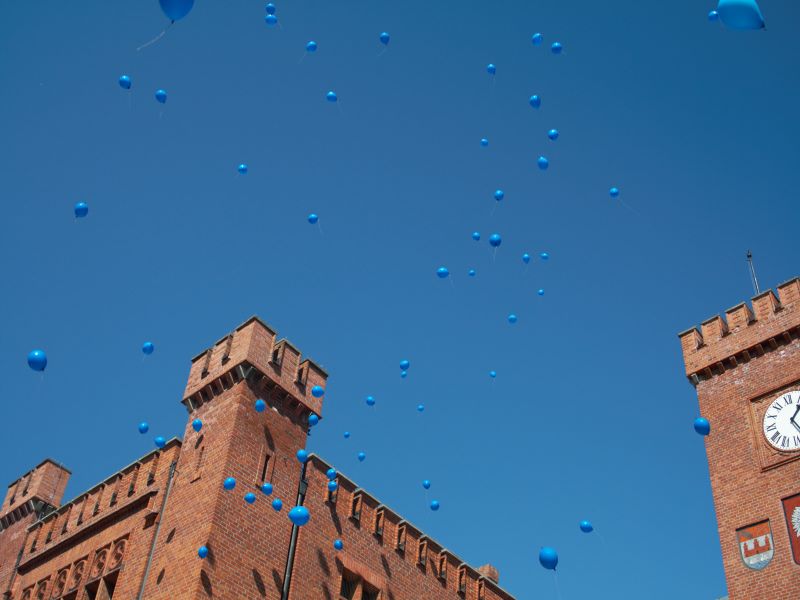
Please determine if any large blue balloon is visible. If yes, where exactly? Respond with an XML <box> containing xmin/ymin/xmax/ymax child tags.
<box><xmin>272</xmin><ymin>498</ymin><xmax>283</xmax><ymax>511</ymax></box>
<box><xmin>138</xmin><ymin>421</ymin><xmax>149</xmax><ymax>434</ymax></box>
<box><xmin>468</xmin><ymin>269</ymin><xmax>476</xmax><ymax>277</ymax></box>
<box><xmin>489</xmin><ymin>233</ymin><xmax>502</xmax><ymax>247</ymax></box>
<box><xmin>192</xmin><ymin>418</ymin><xmax>202</xmax><ymax>432</ymax></box>
<box><xmin>244</xmin><ymin>492</ymin><xmax>257</xmax><ymax>504</ymax></box>
<box><xmin>328</xmin><ymin>480</ymin><xmax>338</xmax><ymax>492</ymax></box>
<box><xmin>118</xmin><ymin>75</ymin><xmax>132</xmax><ymax>90</ymax></box>
<box><xmin>223</xmin><ymin>477</ymin><xmax>236</xmax><ymax>491</ymax></box>
<box><xmin>539</xmin><ymin>547</ymin><xmax>558</xmax><ymax>570</ymax></box>
<box><xmin>306</xmin><ymin>41</ymin><xmax>318</xmax><ymax>52</ymax></box>
<box><xmin>380</xmin><ymin>32</ymin><xmax>390</xmax><ymax>45</ymax></box>
<box><xmin>487</xmin><ymin>63</ymin><xmax>496</xmax><ymax>75</ymax></box>
<box><xmin>494</xmin><ymin>189</ymin><xmax>504</xmax><ymax>202</ymax></box>
<box><xmin>400</xmin><ymin>359</ymin><xmax>410</xmax><ymax>370</ymax></box>
<box><xmin>548</xmin><ymin>129</ymin><xmax>559</xmax><ymax>141</ymax></box>
<box><xmin>255</xmin><ymin>399</ymin><xmax>266</xmax><ymax>412</ymax></box>
<box><xmin>297</xmin><ymin>449</ymin><xmax>309</xmax><ymax>463</ymax></box>
<box><xmin>261</xmin><ymin>482</ymin><xmax>273</xmax><ymax>495</ymax></box>
<box><xmin>489</xmin><ymin>370</ymin><xmax>497</xmax><ymax>378</ymax></box>
<box><xmin>27</xmin><ymin>350</ymin><xmax>47</xmax><ymax>372</ymax></box>
<box><xmin>142</xmin><ymin>342</ymin><xmax>155</xmax><ymax>355</ymax></box>
<box><xmin>74</xmin><ymin>202</ymin><xmax>88</xmax><ymax>218</ymax></box>
<box><xmin>365</xmin><ymin>395</ymin><xmax>375</xmax><ymax>406</ymax></box>
<box><xmin>237</xmin><ymin>163</ymin><xmax>248</xmax><ymax>175</ymax></box>
<box><xmin>417</xmin><ymin>403</ymin><xmax>425</xmax><ymax>412</ymax></box>
<box><xmin>198</xmin><ymin>545</ymin><xmax>208</xmax><ymax>559</ymax></box>
<box><xmin>308</xmin><ymin>414</ymin><xmax>319</xmax><ymax>427</ymax></box>
<box><xmin>480</xmin><ymin>138</ymin><xmax>489</xmax><ymax>147</ymax></box>
<box><xmin>694</xmin><ymin>417</ymin><xmax>711</xmax><ymax>436</ymax></box>
<box><xmin>154</xmin><ymin>436</ymin><xmax>166</xmax><ymax>449</ymax></box>
<box><xmin>289</xmin><ymin>506</ymin><xmax>310</xmax><ymax>525</ymax></box>
<box><xmin>532</xmin><ymin>33</ymin><xmax>543</xmax><ymax>46</ymax></box>
<box><xmin>538</xmin><ymin>156</ymin><xmax>549</xmax><ymax>170</ymax></box>
<box><xmin>357</xmin><ymin>451</ymin><xmax>366</xmax><ymax>462</ymax></box>
<box><xmin>580</xmin><ymin>520</ymin><xmax>594</xmax><ymax>533</ymax></box>
<box><xmin>159</xmin><ymin>0</ymin><xmax>194</xmax><ymax>21</ymax></box>
<box><xmin>265</xmin><ymin>14</ymin><xmax>278</xmax><ymax>25</ymax></box>
<box><xmin>436</xmin><ymin>267</ymin><xmax>449</xmax><ymax>279</ymax></box>
<box><xmin>430</xmin><ymin>500</ymin><xmax>440</xmax><ymax>511</ymax></box>
<box><xmin>522</xmin><ymin>253</ymin><xmax>531</xmax><ymax>264</ymax></box>
<box><xmin>155</xmin><ymin>89</ymin><xmax>167</xmax><ymax>104</ymax></box>
<box><xmin>507</xmin><ymin>314</ymin><xmax>518</xmax><ymax>324</ymax></box>
<box><xmin>308</xmin><ymin>213</ymin><xmax>319</xmax><ymax>224</ymax></box>
<box><xmin>717</xmin><ymin>0</ymin><xmax>765</xmax><ymax>30</ymax></box>
<box><xmin>311</xmin><ymin>385</ymin><xmax>325</xmax><ymax>398</ymax></box>
<box><xmin>326</xmin><ymin>468</ymin><xmax>337</xmax><ymax>480</ymax></box>
<box><xmin>422</xmin><ymin>479</ymin><xmax>431</xmax><ymax>489</ymax></box>
<box><xmin>326</xmin><ymin>91</ymin><xmax>338</xmax><ymax>103</ymax></box>
<box><xmin>334</xmin><ymin>539</ymin><xmax>344</xmax><ymax>550</ymax></box>
<box><xmin>610</xmin><ymin>187</ymin><xmax>620</xmax><ymax>199</ymax></box>
<box><xmin>266</xmin><ymin>2</ymin><xmax>276</xmax><ymax>14</ymax></box>
<box><xmin>551</xmin><ymin>42</ymin><xmax>563</xmax><ymax>54</ymax></box>
<box><xmin>529</xmin><ymin>95</ymin><xmax>541</xmax><ymax>109</ymax></box>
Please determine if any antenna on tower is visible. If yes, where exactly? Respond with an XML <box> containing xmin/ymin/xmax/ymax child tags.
<box><xmin>746</xmin><ymin>250</ymin><xmax>761</xmax><ymax>295</ymax></box>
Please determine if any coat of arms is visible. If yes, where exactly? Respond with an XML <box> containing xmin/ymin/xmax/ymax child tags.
<box><xmin>782</xmin><ymin>493</ymin><xmax>800</xmax><ymax>565</ymax></box>
<box><xmin>736</xmin><ymin>520</ymin><xmax>774</xmax><ymax>570</ymax></box>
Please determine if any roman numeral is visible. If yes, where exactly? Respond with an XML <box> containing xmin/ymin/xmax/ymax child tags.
<box><xmin>786</xmin><ymin>395</ymin><xmax>794</xmax><ymax>406</ymax></box>
<box><xmin>772</xmin><ymin>403</ymin><xmax>783</xmax><ymax>412</ymax></box>
<box><xmin>771</xmin><ymin>431</ymin><xmax>781</xmax><ymax>442</ymax></box>
<box><xmin>781</xmin><ymin>436</ymin><xmax>789</xmax><ymax>448</ymax></box>
<box><xmin>766</xmin><ymin>424</ymin><xmax>777</xmax><ymax>432</ymax></box>
<box><xmin>794</xmin><ymin>436</ymin><xmax>800</xmax><ymax>447</ymax></box>
<box><xmin>767</xmin><ymin>414</ymin><xmax>778</xmax><ymax>419</ymax></box>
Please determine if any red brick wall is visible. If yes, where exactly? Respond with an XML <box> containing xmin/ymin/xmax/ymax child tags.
<box><xmin>680</xmin><ymin>279</ymin><xmax>800</xmax><ymax>599</ymax></box>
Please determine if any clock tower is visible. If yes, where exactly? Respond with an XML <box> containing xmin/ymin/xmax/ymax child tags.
<box><xmin>680</xmin><ymin>278</ymin><xmax>800</xmax><ymax>598</ymax></box>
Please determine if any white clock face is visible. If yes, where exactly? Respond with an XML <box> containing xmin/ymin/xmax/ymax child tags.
<box><xmin>763</xmin><ymin>390</ymin><xmax>800</xmax><ymax>451</ymax></box>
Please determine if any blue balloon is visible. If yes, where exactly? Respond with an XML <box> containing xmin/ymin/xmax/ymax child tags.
<box><xmin>436</xmin><ymin>267</ymin><xmax>449</xmax><ymax>279</ymax></box>
<box><xmin>238</xmin><ymin>163</ymin><xmax>248</xmax><ymax>175</ymax></box>
<box><xmin>344</xmin><ymin>431</ymin><xmax>351</xmax><ymax>439</ymax></box>
<box><xmin>400</xmin><ymin>359</ymin><xmax>410</xmax><ymax>370</ymax></box>
<box><xmin>334</xmin><ymin>539</ymin><xmax>344</xmax><ymax>550</ymax></box>
<box><xmin>380</xmin><ymin>32</ymin><xmax>390</xmax><ymax>45</ymax></box>
<box><xmin>223</xmin><ymin>477</ymin><xmax>236</xmax><ymax>491</ymax></box>
<box><xmin>487</xmin><ymin>63</ymin><xmax>496</xmax><ymax>75</ymax></box>
<box><xmin>610</xmin><ymin>187</ymin><xmax>620</xmax><ymax>198</ymax></box>
<box><xmin>266</xmin><ymin>2</ymin><xmax>276</xmax><ymax>14</ymax></box>
<box><xmin>366</xmin><ymin>395</ymin><xmax>375</xmax><ymax>406</ymax></box>
<box><xmin>255</xmin><ymin>399</ymin><xmax>266</xmax><ymax>412</ymax></box>
<box><xmin>417</xmin><ymin>403</ymin><xmax>425</xmax><ymax>412</ymax></box>
<box><xmin>326</xmin><ymin>468</ymin><xmax>337</xmax><ymax>480</ymax></box>
<box><xmin>538</xmin><ymin>289</ymin><xmax>545</xmax><ymax>296</ymax></box>
<box><xmin>289</xmin><ymin>506</ymin><xmax>310</xmax><ymax>526</ymax></box>
<box><xmin>28</xmin><ymin>349</ymin><xmax>47</xmax><ymax>372</ymax></box>
<box><xmin>472</xmin><ymin>231</ymin><xmax>481</xmax><ymax>241</ymax></box>
<box><xmin>430</xmin><ymin>500</ymin><xmax>440</xmax><ymax>511</ymax></box>
<box><xmin>159</xmin><ymin>0</ymin><xmax>194</xmax><ymax>21</ymax></box>
<box><xmin>244</xmin><ymin>492</ymin><xmax>256</xmax><ymax>504</ymax></box>
<box><xmin>272</xmin><ymin>498</ymin><xmax>283</xmax><ymax>511</ymax></box>
<box><xmin>494</xmin><ymin>189</ymin><xmax>504</xmax><ymax>202</ymax></box>
<box><xmin>522</xmin><ymin>253</ymin><xmax>531</xmax><ymax>264</ymax></box>
<box><xmin>548</xmin><ymin>129</ymin><xmax>559</xmax><ymax>141</ymax></box>
<box><xmin>261</xmin><ymin>482</ymin><xmax>273</xmax><ymax>495</ymax></box>
<box><xmin>192</xmin><ymin>418</ymin><xmax>202</xmax><ymax>432</ymax></box>
<box><xmin>694</xmin><ymin>417</ymin><xmax>711</xmax><ymax>436</ymax></box>
<box><xmin>532</xmin><ymin>33</ymin><xmax>543</xmax><ymax>45</ymax></box>
<box><xmin>508</xmin><ymin>314</ymin><xmax>518</xmax><ymax>324</ymax></box>
<box><xmin>537</xmin><ymin>156</ymin><xmax>549</xmax><ymax>170</ymax></box>
<box><xmin>400</xmin><ymin>369</ymin><xmax>407</xmax><ymax>379</ymax></box>
<box><xmin>297</xmin><ymin>449</ymin><xmax>309</xmax><ymax>463</ymax></box>
<box><xmin>489</xmin><ymin>370</ymin><xmax>497</xmax><ymax>378</ymax></box>
<box><xmin>138</xmin><ymin>421</ymin><xmax>149</xmax><ymax>434</ymax></box>
<box><xmin>717</xmin><ymin>0</ymin><xmax>764</xmax><ymax>30</ymax></box>
<box><xmin>529</xmin><ymin>95</ymin><xmax>541</xmax><ymax>109</ymax></box>
<box><xmin>308</xmin><ymin>414</ymin><xmax>319</xmax><ymax>427</ymax></box>
<box><xmin>311</xmin><ymin>385</ymin><xmax>325</xmax><ymax>398</ymax></box>
<box><xmin>142</xmin><ymin>342</ymin><xmax>154</xmax><ymax>355</ymax></box>
<box><xmin>155</xmin><ymin>89</ymin><xmax>167</xmax><ymax>104</ymax></box>
<box><xmin>308</xmin><ymin>213</ymin><xmax>319</xmax><ymax>224</ymax></box>
<box><xmin>551</xmin><ymin>42</ymin><xmax>563</xmax><ymax>54</ymax></box>
<box><xmin>118</xmin><ymin>75</ymin><xmax>131</xmax><ymax>90</ymax></box>
<box><xmin>357</xmin><ymin>451</ymin><xmax>366</xmax><ymax>462</ymax></box>
<box><xmin>422</xmin><ymin>479</ymin><xmax>431</xmax><ymax>489</ymax></box>
<box><xmin>326</xmin><ymin>91</ymin><xmax>338</xmax><ymax>102</ymax></box>
<box><xmin>306</xmin><ymin>41</ymin><xmax>317</xmax><ymax>52</ymax></box>
<box><xmin>328</xmin><ymin>480</ymin><xmax>338</xmax><ymax>492</ymax></box>
<box><xmin>540</xmin><ymin>252</ymin><xmax>549</xmax><ymax>260</ymax></box>
<box><xmin>708</xmin><ymin>9</ymin><xmax>719</xmax><ymax>21</ymax></box>
<box><xmin>468</xmin><ymin>269</ymin><xmax>476</xmax><ymax>277</ymax></box>
<box><xmin>154</xmin><ymin>436</ymin><xmax>166</xmax><ymax>449</ymax></box>
<box><xmin>580</xmin><ymin>520</ymin><xmax>594</xmax><ymax>533</ymax></box>
<box><xmin>489</xmin><ymin>233</ymin><xmax>502</xmax><ymax>248</ymax></box>
<box><xmin>265</xmin><ymin>14</ymin><xmax>278</xmax><ymax>25</ymax></box>
<box><xmin>74</xmin><ymin>202</ymin><xmax>88</xmax><ymax>218</ymax></box>
<box><xmin>480</xmin><ymin>138</ymin><xmax>489</xmax><ymax>147</ymax></box>
<box><xmin>539</xmin><ymin>547</ymin><xmax>558</xmax><ymax>570</ymax></box>
<box><xmin>198</xmin><ymin>545</ymin><xmax>208</xmax><ymax>559</ymax></box>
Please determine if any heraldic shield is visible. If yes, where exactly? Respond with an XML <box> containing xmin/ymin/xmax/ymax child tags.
<box><xmin>782</xmin><ymin>492</ymin><xmax>800</xmax><ymax>565</ymax></box>
<box><xmin>736</xmin><ymin>520</ymin><xmax>774</xmax><ymax>570</ymax></box>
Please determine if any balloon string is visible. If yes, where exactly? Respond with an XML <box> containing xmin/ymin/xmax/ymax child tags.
<box><xmin>376</xmin><ymin>47</ymin><xmax>387</xmax><ymax>59</ymax></box>
<box><xmin>317</xmin><ymin>222</ymin><xmax>324</xmax><ymax>235</ymax></box>
<box><xmin>136</xmin><ymin>21</ymin><xmax>173</xmax><ymax>52</ymax></box>
<box><xmin>552</xmin><ymin>572</ymin><xmax>562</xmax><ymax>600</ymax></box>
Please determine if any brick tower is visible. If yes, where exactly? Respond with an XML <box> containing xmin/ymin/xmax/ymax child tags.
<box><xmin>680</xmin><ymin>278</ymin><xmax>800</xmax><ymax>598</ymax></box>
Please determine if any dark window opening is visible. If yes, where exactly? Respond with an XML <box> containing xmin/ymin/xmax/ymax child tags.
<box><xmin>362</xmin><ymin>583</ymin><xmax>380</xmax><ymax>600</ymax></box>
<box><xmin>339</xmin><ymin>570</ymin><xmax>358</xmax><ymax>600</ymax></box>
<box><xmin>259</xmin><ymin>453</ymin><xmax>271</xmax><ymax>483</ymax></box>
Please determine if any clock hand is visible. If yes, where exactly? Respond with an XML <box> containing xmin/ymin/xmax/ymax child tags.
<box><xmin>791</xmin><ymin>406</ymin><xmax>800</xmax><ymax>434</ymax></box>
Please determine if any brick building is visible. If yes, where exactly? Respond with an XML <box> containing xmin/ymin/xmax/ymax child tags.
<box><xmin>680</xmin><ymin>278</ymin><xmax>800</xmax><ymax>598</ymax></box>
<box><xmin>0</xmin><ymin>317</ymin><xmax>515</xmax><ymax>600</ymax></box>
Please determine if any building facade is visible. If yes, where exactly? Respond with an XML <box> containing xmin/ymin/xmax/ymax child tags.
<box><xmin>0</xmin><ymin>317</ymin><xmax>514</xmax><ymax>600</ymax></box>
<box><xmin>680</xmin><ymin>278</ymin><xmax>800</xmax><ymax>598</ymax></box>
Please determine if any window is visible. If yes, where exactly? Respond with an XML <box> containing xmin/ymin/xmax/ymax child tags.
<box><xmin>477</xmin><ymin>579</ymin><xmax>486</xmax><ymax>600</ymax></box>
<box><xmin>350</xmin><ymin>494</ymin><xmax>362</xmax><ymax>522</ymax></box>
<box><xmin>362</xmin><ymin>583</ymin><xmax>380</xmax><ymax>600</ymax></box>
<box><xmin>374</xmin><ymin>508</ymin><xmax>384</xmax><ymax>537</ymax></box>
<box><xmin>457</xmin><ymin>566</ymin><xmax>467</xmax><ymax>594</ymax></box>
<box><xmin>259</xmin><ymin>451</ymin><xmax>271</xmax><ymax>483</ymax></box>
<box><xmin>339</xmin><ymin>570</ymin><xmax>359</xmax><ymax>600</ymax></box>
<box><xmin>437</xmin><ymin>552</ymin><xmax>447</xmax><ymax>581</ymax></box>
<box><xmin>395</xmin><ymin>523</ymin><xmax>406</xmax><ymax>552</ymax></box>
<box><xmin>417</xmin><ymin>538</ymin><xmax>427</xmax><ymax>568</ymax></box>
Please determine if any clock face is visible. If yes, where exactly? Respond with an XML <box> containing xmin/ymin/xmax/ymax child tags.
<box><xmin>763</xmin><ymin>390</ymin><xmax>800</xmax><ymax>451</ymax></box>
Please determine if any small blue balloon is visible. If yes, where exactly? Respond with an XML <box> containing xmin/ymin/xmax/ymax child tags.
<box><xmin>118</xmin><ymin>75</ymin><xmax>131</xmax><ymax>90</ymax></box>
<box><xmin>261</xmin><ymin>482</ymin><xmax>273</xmax><ymax>495</ymax></box>
<box><xmin>522</xmin><ymin>253</ymin><xmax>531</xmax><ymax>264</ymax></box>
<box><xmin>436</xmin><ymin>267</ymin><xmax>449</xmax><ymax>279</ymax></box>
<box><xmin>306</xmin><ymin>41</ymin><xmax>317</xmax><ymax>52</ymax></box>
<box><xmin>548</xmin><ymin>129</ymin><xmax>559</xmax><ymax>141</ymax></box>
<box><xmin>198</xmin><ymin>545</ymin><xmax>208</xmax><ymax>559</ymax></box>
<box><xmin>365</xmin><ymin>395</ymin><xmax>375</xmax><ymax>407</ymax></box>
<box><xmin>610</xmin><ymin>187</ymin><xmax>620</xmax><ymax>198</ymax></box>
<box><xmin>430</xmin><ymin>500</ymin><xmax>440</xmax><ymax>511</ymax></box>
<box><xmin>580</xmin><ymin>520</ymin><xmax>594</xmax><ymax>533</ymax></box>
<box><xmin>529</xmin><ymin>95</ymin><xmax>541</xmax><ymax>109</ymax></box>
<box><xmin>223</xmin><ymin>477</ymin><xmax>236</xmax><ymax>491</ymax></box>
<box><xmin>508</xmin><ymin>314</ymin><xmax>518</xmax><ymax>324</ymax></box>
<box><xmin>192</xmin><ymin>418</ymin><xmax>203</xmax><ymax>432</ymax></box>
<box><xmin>344</xmin><ymin>431</ymin><xmax>351</xmax><ymax>439</ymax></box>
<box><xmin>400</xmin><ymin>359</ymin><xmax>410</xmax><ymax>370</ymax></box>
<box><xmin>154</xmin><ymin>436</ymin><xmax>166</xmax><ymax>449</ymax></box>
<box><xmin>155</xmin><ymin>89</ymin><xmax>167</xmax><ymax>104</ymax></box>
<box><xmin>708</xmin><ymin>9</ymin><xmax>719</xmax><ymax>21</ymax></box>
<box><xmin>539</xmin><ymin>547</ymin><xmax>558</xmax><ymax>570</ymax></box>
<box><xmin>472</xmin><ymin>231</ymin><xmax>481</xmax><ymax>241</ymax></box>
<box><xmin>244</xmin><ymin>492</ymin><xmax>257</xmax><ymax>504</ymax></box>
<box><xmin>422</xmin><ymin>479</ymin><xmax>431</xmax><ymax>489</ymax></box>
<box><xmin>142</xmin><ymin>342</ymin><xmax>154</xmax><ymax>355</ymax></box>
<box><xmin>537</xmin><ymin>156</ymin><xmax>549</xmax><ymax>170</ymax></box>
<box><xmin>289</xmin><ymin>506</ymin><xmax>310</xmax><ymax>526</ymax></box>
<box><xmin>308</xmin><ymin>414</ymin><xmax>319</xmax><ymax>427</ymax></box>
<box><xmin>266</xmin><ymin>2</ymin><xmax>276</xmax><ymax>14</ymax></box>
<box><xmin>540</xmin><ymin>252</ymin><xmax>549</xmax><ymax>260</ymax></box>
<box><xmin>297</xmin><ymin>449</ymin><xmax>309</xmax><ymax>463</ymax></box>
<box><xmin>494</xmin><ymin>189</ymin><xmax>504</xmax><ymax>202</ymax></box>
<box><xmin>532</xmin><ymin>33</ymin><xmax>543</xmax><ymax>45</ymax></box>
<box><xmin>272</xmin><ymin>498</ymin><xmax>283</xmax><ymax>511</ymax></box>
<box><xmin>74</xmin><ymin>202</ymin><xmax>88</xmax><ymax>218</ymax></box>
<box><xmin>334</xmin><ymin>539</ymin><xmax>344</xmax><ymax>550</ymax></box>
<box><xmin>255</xmin><ymin>399</ymin><xmax>266</xmax><ymax>412</ymax></box>
<box><xmin>400</xmin><ymin>370</ymin><xmax>408</xmax><ymax>379</ymax></box>
<box><xmin>487</xmin><ymin>63</ymin><xmax>496</xmax><ymax>75</ymax></box>
<box><xmin>328</xmin><ymin>480</ymin><xmax>338</xmax><ymax>492</ymax></box>
<box><xmin>308</xmin><ymin>213</ymin><xmax>319</xmax><ymax>224</ymax></box>
<box><xmin>551</xmin><ymin>42</ymin><xmax>563</xmax><ymax>54</ymax></box>
<box><xmin>357</xmin><ymin>451</ymin><xmax>366</xmax><ymax>462</ymax></box>
<box><xmin>489</xmin><ymin>370</ymin><xmax>497</xmax><ymax>378</ymax></box>
<box><xmin>468</xmin><ymin>269</ymin><xmax>476</xmax><ymax>277</ymax></box>
<box><xmin>379</xmin><ymin>32</ymin><xmax>390</xmax><ymax>45</ymax></box>
<box><xmin>326</xmin><ymin>468</ymin><xmax>337</xmax><ymax>480</ymax></box>
<box><xmin>138</xmin><ymin>421</ymin><xmax>149</xmax><ymax>434</ymax></box>
<box><xmin>480</xmin><ymin>138</ymin><xmax>489</xmax><ymax>147</ymax></box>
<box><xmin>238</xmin><ymin>163</ymin><xmax>248</xmax><ymax>175</ymax></box>
<box><xmin>538</xmin><ymin>289</ymin><xmax>545</xmax><ymax>296</ymax></box>
<box><xmin>489</xmin><ymin>233</ymin><xmax>502</xmax><ymax>248</ymax></box>
<box><xmin>159</xmin><ymin>0</ymin><xmax>194</xmax><ymax>21</ymax></box>
<box><xmin>326</xmin><ymin>91</ymin><xmax>337</xmax><ymax>102</ymax></box>
<box><xmin>717</xmin><ymin>0</ymin><xmax>764</xmax><ymax>30</ymax></box>
<box><xmin>694</xmin><ymin>417</ymin><xmax>711</xmax><ymax>436</ymax></box>
<box><xmin>265</xmin><ymin>14</ymin><xmax>278</xmax><ymax>25</ymax></box>
<box><xmin>417</xmin><ymin>404</ymin><xmax>425</xmax><ymax>412</ymax></box>
<box><xmin>311</xmin><ymin>385</ymin><xmax>325</xmax><ymax>398</ymax></box>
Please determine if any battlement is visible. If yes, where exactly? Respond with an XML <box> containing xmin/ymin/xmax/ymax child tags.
<box><xmin>679</xmin><ymin>278</ymin><xmax>800</xmax><ymax>383</ymax></box>
<box><xmin>2</xmin><ymin>460</ymin><xmax>71</xmax><ymax>522</ymax></box>
<box><xmin>183</xmin><ymin>316</ymin><xmax>328</xmax><ymax>417</ymax></box>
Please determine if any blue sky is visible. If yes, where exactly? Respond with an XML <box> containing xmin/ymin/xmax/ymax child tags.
<box><xmin>2</xmin><ymin>1</ymin><xmax>799</xmax><ymax>598</ymax></box>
